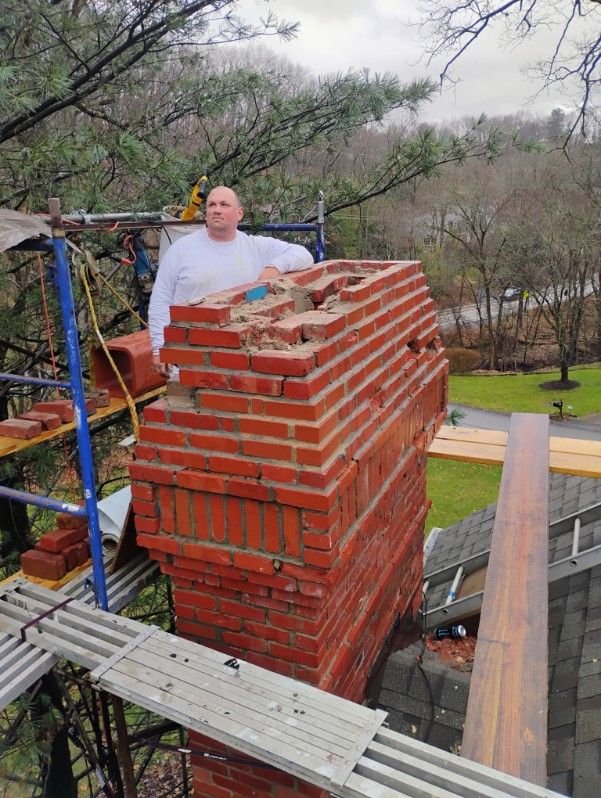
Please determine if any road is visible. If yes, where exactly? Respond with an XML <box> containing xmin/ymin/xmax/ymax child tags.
<box><xmin>449</xmin><ymin>403</ymin><xmax>601</xmax><ymax>442</ymax></box>
<box><xmin>437</xmin><ymin>278</ymin><xmax>598</xmax><ymax>332</ymax></box>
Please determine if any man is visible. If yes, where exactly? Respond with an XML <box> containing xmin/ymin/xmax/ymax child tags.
<box><xmin>149</xmin><ymin>186</ymin><xmax>313</xmax><ymax>376</ymax></box>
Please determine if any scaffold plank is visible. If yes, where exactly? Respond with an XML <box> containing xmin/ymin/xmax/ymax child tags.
<box><xmin>0</xmin><ymin>386</ymin><xmax>165</xmax><ymax>460</ymax></box>
<box><xmin>0</xmin><ymin>553</ymin><xmax>158</xmax><ymax>710</ymax></box>
<box><xmin>0</xmin><ymin>579</ymin><xmax>566</xmax><ymax>798</ymax></box>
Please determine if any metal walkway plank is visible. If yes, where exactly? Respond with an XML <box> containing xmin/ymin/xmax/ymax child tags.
<box><xmin>0</xmin><ymin>579</ymin><xmax>566</xmax><ymax>798</ymax></box>
<box><xmin>129</xmin><ymin>640</ymin><xmax>363</xmax><ymax>746</ymax></box>
<box><xmin>142</xmin><ymin>629</ymin><xmax>377</xmax><ymax>731</ymax></box>
<box><xmin>0</xmin><ymin>554</ymin><xmax>158</xmax><ymax>710</ymax></box>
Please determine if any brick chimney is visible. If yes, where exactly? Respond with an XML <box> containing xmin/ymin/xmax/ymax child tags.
<box><xmin>130</xmin><ymin>259</ymin><xmax>447</xmax><ymax>797</ymax></box>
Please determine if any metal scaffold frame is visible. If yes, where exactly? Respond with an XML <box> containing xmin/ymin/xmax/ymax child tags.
<box><xmin>0</xmin><ymin>198</ymin><xmax>109</xmax><ymax>610</ymax></box>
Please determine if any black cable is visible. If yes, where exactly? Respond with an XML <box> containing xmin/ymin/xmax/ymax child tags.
<box><xmin>152</xmin><ymin>740</ymin><xmax>278</xmax><ymax>771</ymax></box>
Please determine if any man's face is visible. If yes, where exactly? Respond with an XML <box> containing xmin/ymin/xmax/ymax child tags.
<box><xmin>205</xmin><ymin>187</ymin><xmax>244</xmax><ymax>239</ymax></box>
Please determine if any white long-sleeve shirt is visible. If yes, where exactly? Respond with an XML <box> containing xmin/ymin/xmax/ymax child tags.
<box><xmin>149</xmin><ymin>228</ymin><xmax>313</xmax><ymax>353</ymax></box>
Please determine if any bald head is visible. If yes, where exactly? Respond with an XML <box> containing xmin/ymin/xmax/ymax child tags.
<box><xmin>205</xmin><ymin>185</ymin><xmax>244</xmax><ymax>241</ymax></box>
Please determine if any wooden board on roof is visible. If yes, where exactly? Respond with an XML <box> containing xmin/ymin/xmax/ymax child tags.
<box><xmin>429</xmin><ymin>425</ymin><xmax>601</xmax><ymax>478</ymax></box>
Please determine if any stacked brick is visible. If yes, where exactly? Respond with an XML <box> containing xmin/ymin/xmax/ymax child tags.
<box><xmin>129</xmin><ymin>259</ymin><xmax>447</xmax><ymax>797</ymax></box>
<box><xmin>0</xmin><ymin>390</ymin><xmax>109</xmax><ymax>440</ymax></box>
<box><xmin>21</xmin><ymin>513</ymin><xmax>90</xmax><ymax>581</ymax></box>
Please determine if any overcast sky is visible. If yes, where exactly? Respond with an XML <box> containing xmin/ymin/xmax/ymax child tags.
<box><xmin>241</xmin><ymin>0</ymin><xmax>578</xmax><ymax>124</ymax></box>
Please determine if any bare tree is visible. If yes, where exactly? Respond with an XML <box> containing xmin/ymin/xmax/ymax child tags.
<box><xmin>419</xmin><ymin>1</ymin><xmax>601</xmax><ymax>139</ymax></box>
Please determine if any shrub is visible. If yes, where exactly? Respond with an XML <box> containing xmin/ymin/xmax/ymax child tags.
<box><xmin>446</xmin><ymin>347</ymin><xmax>480</xmax><ymax>374</ymax></box>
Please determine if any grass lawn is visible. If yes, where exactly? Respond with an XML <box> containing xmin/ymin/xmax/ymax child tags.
<box><xmin>426</xmin><ymin>458</ymin><xmax>502</xmax><ymax>536</ymax></box>
<box><xmin>449</xmin><ymin>364</ymin><xmax>601</xmax><ymax>417</ymax></box>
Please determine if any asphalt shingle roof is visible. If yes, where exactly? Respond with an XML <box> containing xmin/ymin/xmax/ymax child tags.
<box><xmin>423</xmin><ymin>473</ymin><xmax>601</xmax><ymax>797</ymax></box>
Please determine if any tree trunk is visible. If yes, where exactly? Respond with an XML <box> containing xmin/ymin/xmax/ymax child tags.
<box><xmin>33</xmin><ymin>674</ymin><xmax>78</xmax><ymax>798</ymax></box>
<box><xmin>560</xmin><ymin>361</ymin><xmax>569</xmax><ymax>383</ymax></box>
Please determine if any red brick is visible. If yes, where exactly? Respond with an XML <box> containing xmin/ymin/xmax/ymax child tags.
<box><xmin>269</xmin><ymin>642</ymin><xmax>319</xmax><ymax>668</ymax></box>
<box><xmin>283</xmin><ymin>370</ymin><xmax>331</xmax><ymax>400</ymax></box>
<box><xmin>134</xmin><ymin>515</ymin><xmax>161</xmax><ymax>534</ymax></box>
<box><xmin>210</xmin><ymin>351</ymin><xmax>250</xmax><ymax>370</ymax></box>
<box><xmin>163</xmin><ymin>326</ymin><xmax>187</xmax><ymax>344</ymax></box>
<box><xmin>301</xmin><ymin>311</ymin><xmax>345</xmax><ymax>341</ymax></box>
<box><xmin>199</xmin><ymin>393</ymin><xmax>249</xmax><ymax>414</ymax></box>
<box><xmin>88</xmin><ymin>388</ymin><xmax>111</xmax><ymax>408</ymax></box>
<box><xmin>62</xmin><ymin>540</ymin><xmax>89</xmax><ymax>571</ymax></box>
<box><xmin>222</xmin><ymin>631</ymin><xmax>267</xmax><ymax>654</ymax></box>
<box><xmin>251</xmin><ymin>350</ymin><xmax>316</xmax><ymax>377</ymax></box>
<box><xmin>179</xmin><ymin>369</ymin><xmax>230</xmax><ymax>389</ymax></box>
<box><xmin>242</xmin><ymin>439</ymin><xmax>292</xmax><ymax>461</ymax></box>
<box><xmin>283</xmin><ymin>506</ymin><xmax>301</xmax><ymax>558</ymax></box>
<box><xmin>140</xmin><ymin>426</ymin><xmax>186</xmax><ymax>447</ymax></box>
<box><xmin>143</xmin><ymin>399</ymin><xmax>168</xmax><ymax>423</ymax></box>
<box><xmin>233</xmin><ymin>551</ymin><xmax>275</xmax><ymax>574</ymax></box>
<box><xmin>137</xmin><ymin>533</ymin><xmax>180</xmax><ymax>554</ymax></box>
<box><xmin>36</xmin><ymin>526</ymin><xmax>87</xmax><ymax>553</ymax></box>
<box><xmin>189</xmin><ymin>432</ymin><xmax>239</xmax><ymax>454</ymax></box>
<box><xmin>131</xmin><ymin>498</ymin><xmax>156</xmax><ymax>517</ymax></box>
<box><xmin>262</xmin><ymin>463</ymin><xmax>296</xmax><ymax>484</ymax></box>
<box><xmin>21</xmin><ymin>549</ymin><xmax>66</xmax><ymax>581</ymax></box>
<box><xmin>225</xmin><ymin>498</ymin><xmax>244</xmax><ymax>546</ymax></box>
<box><xmin>32</xmin><ymin>399</ymin><xmax>73</xmax><ymax>422</ymax></box>
<box><xmin>208</xmin><ymin>456</ymin><xmax>259</xmax><ymax>478</ymax></box>
<box><xmin>182</xmin><ymin>542</ymin><xmax>232</xmax><ymax>566</ymax></box>
<box><xmin>170</xmin><ymin>409</ymin><xmax>218</xmax><ymax>430</ymax></box>
<box><xmin>129</xmin><ymin>462</ymin><xmax>178</xmax><ymax>485</ymax></box>
<box><xmin>227</xmin><ymin>479</ymin><xmax>271</xmax><ymax>502</ymax></box>
<box><xmin>275</xmin><ymin>485</ymin><xmax>338</xmax><ymax>513</ymax></box>
<box><xmin>0</xmin><ymin>418</ymin><xmax>43</xmax><ymax>439</ymax></box>
<box><xmin>18</xmin><ymin>410</ymin><xmax>62</xmax><ymax>430</ymax></box>
<box><xmin>170</xmin><ymin>303</ymin><xmax>231</xmax><ymax>325</ymax></box>
<box><xmin>188</xmin><ymin>325</ymin><xmax>248</xmax><ymax>349</ymax></box>
<box><xmin>238</xmin><ymin>417</ymin><xmax>289</xmax><ymax>439</ymax></box>
<box><xmin>176</xmin><ymin>470</ymin><xmax>227</xmax><ymax>493</ymax></box>
<box><xmin>131</xmin><ymin>483</ymin><xmax>154</xmax><ymax>501</ymax></box>
<box><xmin>229</xmin><ymin>374</ymin><xmax>284</xmax><ymax>396</ymax></box>
<box><xmin>270</xmin><ymin>316</ymin><xmax>303</xmax><ymax>344</ymax></box>
<box><xmin>56</xmin><ymin>511</ymin><xmax>86</xmax><ymax>530</ymax></box>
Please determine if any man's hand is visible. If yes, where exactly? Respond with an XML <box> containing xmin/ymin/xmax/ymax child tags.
<box><xmin>152</xmin><ymin>354</ymin><xmax>171</xmax><ymax>377</ymax></box>
<box><xmin>258</xmin><ymin>265</ymin><xmax>281</xmax><ymax>280</ymax></box>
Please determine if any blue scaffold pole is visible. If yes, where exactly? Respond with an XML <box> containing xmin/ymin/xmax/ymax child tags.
<box><xmin>48</xmin><ymin>198</ymin><xmax>109</xmax><ymax>611</ymax></box>
<box><xmin>316</xmin><ymin>191</ymin><xmax>326</xmax><ymax>263</ymax></box>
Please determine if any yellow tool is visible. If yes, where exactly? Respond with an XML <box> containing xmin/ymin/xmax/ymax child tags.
<box><xmin>180</xmin><ymin>174</ymin><xmax>208</xmax><ymax>221</ymax></box>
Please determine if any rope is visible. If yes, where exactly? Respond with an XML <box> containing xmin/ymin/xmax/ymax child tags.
<box><xmin>36</xmin><ymin>253</ymin><xmax>61</xmax><ymax>395</ymax></box>
<box><xmin>37</xmin><ymin>252</ymin><xmax>71</xmax><ymax>465</ymax></box>
<box><xmin>94</xmin><ymin>268</ymin><xmax>147</xmax><ymax>328</ymax></box>
<box><xmin>77</xmin><ymin>250</ymin><xmax>140</xmax><ymax>441</ymax></box>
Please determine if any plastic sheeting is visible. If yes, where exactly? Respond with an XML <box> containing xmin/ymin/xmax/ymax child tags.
<box><xmin>0</xmin><ymin>209</ymin><xmax>52</xmax><ymax>252</ymax></box>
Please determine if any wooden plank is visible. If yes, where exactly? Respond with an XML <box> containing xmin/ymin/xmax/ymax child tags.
<box><xmin>435</xmin><ymin>426</ymin><xmax>601</xmax><ymax>457</ymax></box>
<box><xmin>461</xmin><ymin>414</ymin><xmax>549</xmax><ymax>785</ymax></box>
<box><xmin>429</xmin><ymin>427</ymin><xmax>601</xmax><ymax>478</ymax></box>
<box><xmin>0</xmin><ymin>386</ymin><xmax>165</xmax><ymax>460</ymax></box>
